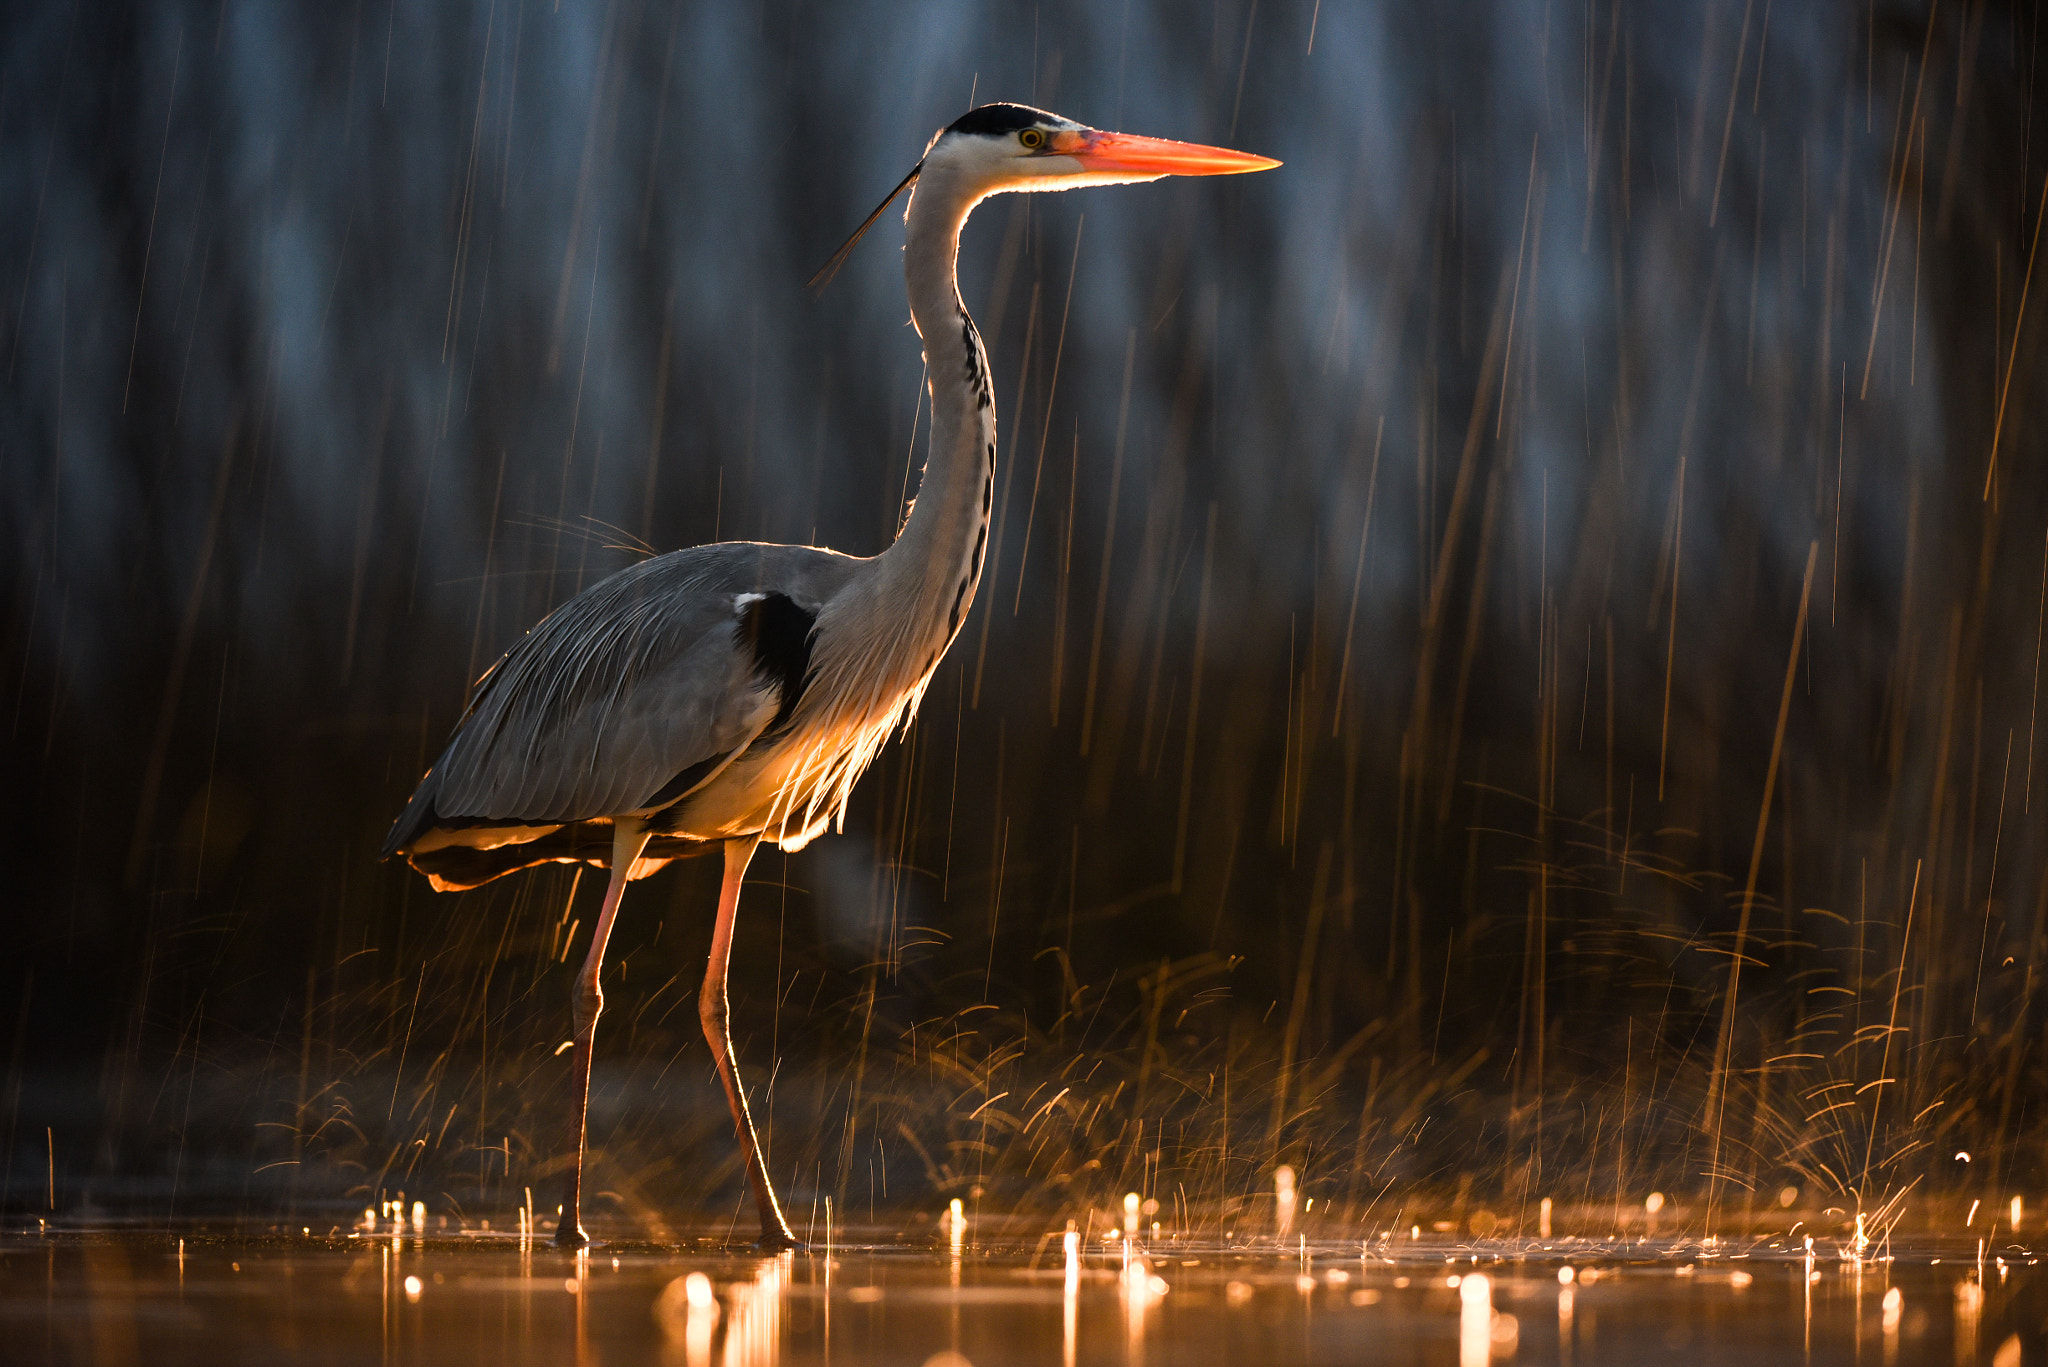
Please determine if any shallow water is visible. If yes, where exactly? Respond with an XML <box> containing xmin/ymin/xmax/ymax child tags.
<box><xmin>2</xmin><ymin>1224</ymin><xmax>2037</xmax><ymax>1366</ymax></box>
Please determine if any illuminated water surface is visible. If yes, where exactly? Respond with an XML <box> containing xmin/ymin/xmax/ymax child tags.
<box><xmin>4</xmin><ymin>1223</ymin><xmax>2035</xmax><ymax>1366</ymax></box>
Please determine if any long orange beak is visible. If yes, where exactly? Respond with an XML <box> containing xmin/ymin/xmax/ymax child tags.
<box><xmin>1054</xmin><ymin>129</ymin><xmax>1281</xmax><ymax>177</ymax></box>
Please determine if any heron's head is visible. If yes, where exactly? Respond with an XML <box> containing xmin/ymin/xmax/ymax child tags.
<box><xmin>810</xmin><ymin>104</ymin><xmax>1278</xmax><ymax>289</ymax></box>
<box><xmin>923</xmin><ymin>103</ymin><xmax>1280</xmax><ymax>196</ymax></box>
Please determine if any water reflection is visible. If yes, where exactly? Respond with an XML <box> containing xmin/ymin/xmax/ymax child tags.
<box><xmin>6</xmin><ymin>1231</ymin><xmax>2044</xmax><ymax>1365</ymax></box>
<box><xmin>1449</xmin><ymin>1268</ymin><xmax>1519</xmax><ymax>1365</ymax></box>
<box><xmin>1457</xmin><ymin>1271</ymin><xmax>1491</xmax><ymax>1367</ymax></box>
<box><xmin>1954</xmin><ymin>1275</ymin><xmax>1982</xmax><ymax>1366</ymax></box>
<box><xmin>1804</xmin><ymin>1238</ymin><xmax>1817</xmax><ymax>1355</ymax></box>
<box><xmin>654</xmin><ymin>1259</ymin><xmax>787</xmax><ymax>1367</ymax></box>
<box><xmin>1556</xmin><ymin>1266</ymin><xmax>1575</xmax><ymax>1365</ymax></box>
<box><xmin>1119</xmin><ymin>1237</ymin><xmax>1168</xmax><ymax>1364</ymax></box>
<box><xmin>656</xmin><ymin>1271</ymin><xmax>720</xmax><ymax>1367</ymax></box>
<box><xmin>722</xmin><ymin>1258</ymin><xmax>788</xmax><ymax>1367</ymax></box>
<box><xmin>1063</xmin><ymin>1224</ymin><xmax>1080</xmax><ymax>1367</ymax></box>
<box><xmin>573</xmin><ymin>1248</ymin><xmax>590</xmax><ymax>1367</ymax></box>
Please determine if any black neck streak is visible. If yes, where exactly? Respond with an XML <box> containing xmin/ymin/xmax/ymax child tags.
<box><xmin>941</xmin><ymin>309</ymin><xmax>996</xmax><ymax>642</ymax></box>
<box><xmin>959</xmin><ymin>307</ymin><xmax>992</xmax><ymax>412</ymax></box>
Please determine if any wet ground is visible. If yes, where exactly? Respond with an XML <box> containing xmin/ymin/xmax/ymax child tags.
<box><xmin>1</xmin><ymin>1221</ymin><xmax>2039</xmax><ymax>1366</ymax></box>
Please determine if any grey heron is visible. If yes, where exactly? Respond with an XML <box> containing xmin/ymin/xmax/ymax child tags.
<box><xmin>383</xmin><ymin>102</ymin><xmax>1277</xmax><ymax>1249</ymax></box>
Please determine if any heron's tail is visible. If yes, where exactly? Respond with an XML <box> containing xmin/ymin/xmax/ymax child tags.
<box><xmin>401</xmin><ymin>825</ymin><xmax>716</xmax><ymax>890</ymax></box>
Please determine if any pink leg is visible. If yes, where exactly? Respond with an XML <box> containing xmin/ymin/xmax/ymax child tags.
<box><xmin>700</xmin><ymin>833</ymin><xmax>800</xmax><ymax>1248</ymax></box>
<box><xmin>554</xmin><ymin>817</ymin><xmax>651</xmax><ymax>1249</ymax></box>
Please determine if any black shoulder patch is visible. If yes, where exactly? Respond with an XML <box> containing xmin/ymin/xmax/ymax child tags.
<box><xmin>947</xmin><ymin>102</ymin><xmax>1058</xmax><ymax>138</ymax></box>
<box><xmin>646</xmin><ymin>754</ymin><xmax>723</xmax><ymax>808</ymax></box>
<box><xmin>739</xmin><ymin>592</ymin><xmax>817</xmax><ymax>732</ymax></box>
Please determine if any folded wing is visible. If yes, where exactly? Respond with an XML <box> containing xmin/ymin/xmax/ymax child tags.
<box><xmin>382</xmin><ymin>543</ymin><xmax>857</xmax><ymax>858</ymax></box>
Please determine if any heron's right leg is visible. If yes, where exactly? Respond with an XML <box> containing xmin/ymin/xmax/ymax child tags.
<box><xmin>555</xmin><ymin>816</ymin><xmax>651</xmax><ymax>1249</ymax></box>
<box><xmin>700</xmin><ymin>833</ymin><xmax>801</xmax><ymax>1249</ymax></box>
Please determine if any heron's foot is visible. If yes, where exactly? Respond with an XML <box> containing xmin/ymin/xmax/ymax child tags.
<box><xmin>553</xmin><ymin>1221</ymin><xmax>590</xmax><ymax>1250</ymax></box>
<box><xmin>754</xmin><ymin>1227</ymin><xmax>805</xmax><ymax>1253</ymax></box>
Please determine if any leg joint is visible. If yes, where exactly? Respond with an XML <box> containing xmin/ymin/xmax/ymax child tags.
<box><xmin>573</xmin><ymin>975</ymin><xmax>604</xmax><ymax>1029</ymax></box>
<box><xmin>697</xmin><ymin>986</ymin><xmax>727</xmax><ymax>1037</ymax></box>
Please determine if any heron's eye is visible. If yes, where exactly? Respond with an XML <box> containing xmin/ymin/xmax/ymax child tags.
<box><xmin>1018</xmin><ymin>129</ymin><xmax>1045</xmax><ymax>150</ymax></box>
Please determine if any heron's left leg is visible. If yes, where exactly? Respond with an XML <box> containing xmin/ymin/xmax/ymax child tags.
<box><xmin>700</xmin><ymin>833</ymin><xmax>801</xmax><ymax>1249</ymax></box>
<box><xmin>554</xmin><ymin>816</ymin><xmax>651</xmax><ymax>1249</ymax></box>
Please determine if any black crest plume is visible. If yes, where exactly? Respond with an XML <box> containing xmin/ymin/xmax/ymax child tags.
<box><xmin>808</xmin><ymin>161</ymin><xmax>922</xmax><ymax>293</ymax></box>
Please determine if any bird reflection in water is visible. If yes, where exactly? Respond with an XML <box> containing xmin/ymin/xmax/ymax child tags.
<box><xmin>723</xmin><ymin>1259</ymin><xmax>788</xmax><ymax>1366</ymax></box>
<box><xmin>655</xmin><ymin>1261</ymin><xmax>786</xmax><ymax>1367</ymax></box>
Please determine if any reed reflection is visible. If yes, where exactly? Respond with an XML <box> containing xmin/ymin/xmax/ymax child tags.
<box><xmin>1556</xmin><ymin>1266</ymin><xmax>1574</xmax><ymax>1365</ymax></box>
<box><xmin>1119</xmin><ymin>1237</ymin><xmax>1168</xmax><ymax>1365</ymax></box>
<box><xmin>1954</xmin><ymin>1276</ymin><xmax>1982</xmax><ymax>1366</ymax></box>
<box><xmin>1063</xmin><ymin>1223</ymin><xmax>1080</xmax><ymax>1367</ymax></box>
<box><xmin>1458</xmin><ymin>1272</ymin><xmax>1492</xmax><ymax>1367</ymax></box>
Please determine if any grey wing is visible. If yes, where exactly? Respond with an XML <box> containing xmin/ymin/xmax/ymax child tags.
<box><xmin>383</xmin><ymin>543</ymin><xmax>857</xmax><ymax>853</ymax></box>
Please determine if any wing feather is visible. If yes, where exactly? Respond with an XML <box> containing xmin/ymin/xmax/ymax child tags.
<box><xmin>383</xmin><ymin>543</ymin><xmax>857</xmax><ymax>854</ymax></box>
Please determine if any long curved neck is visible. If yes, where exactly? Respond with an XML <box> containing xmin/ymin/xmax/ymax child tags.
<box><xmin>873</xmin><ymin>163</ymin><xmax>996</xmax><ymax>645</ymax></box>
